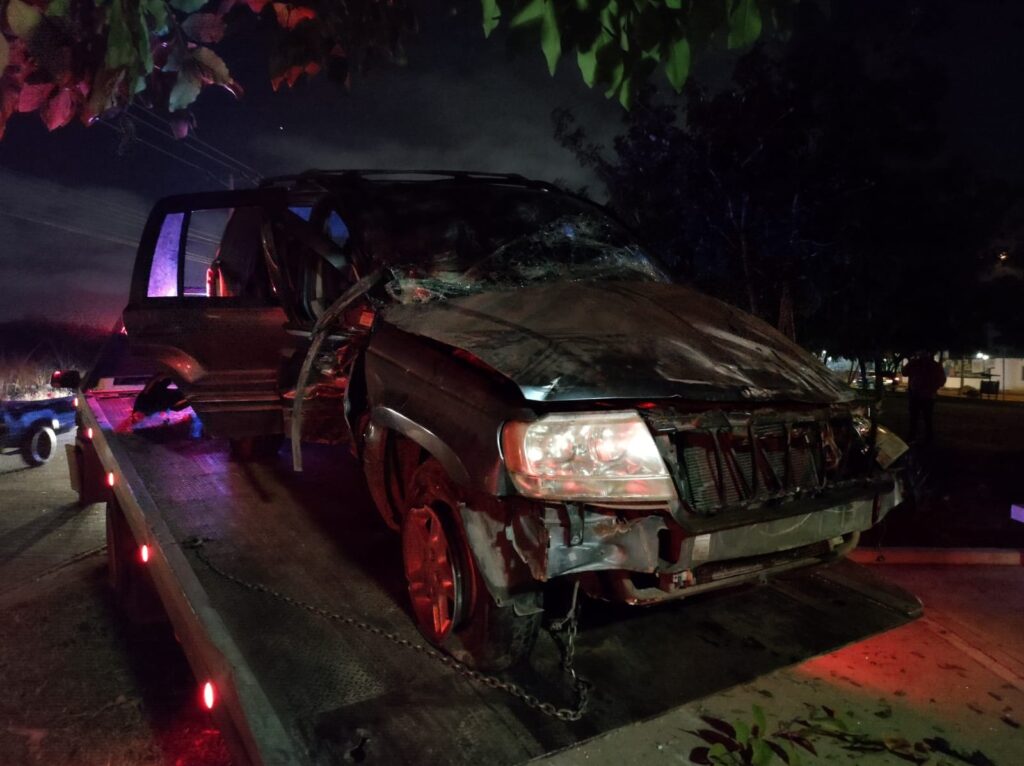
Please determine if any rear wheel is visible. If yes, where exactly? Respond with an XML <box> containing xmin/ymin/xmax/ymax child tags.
<box><xmin>400</xmin><ymin>459</ymin><xmax>542</xmax><ymax>671</ymax></box>
<box><xmin>21</xmin><ymin>424</ymin><xmax>57</xmax><ymax>466</ymax></box>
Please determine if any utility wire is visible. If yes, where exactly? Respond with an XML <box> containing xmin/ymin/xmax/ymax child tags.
<box><xmin>128</xmin><ymin>104</ymin><xmax>263</xmax><ymax>183</ymax></box>
<box><xmin>99</xmin><ymin>120</ymin><xmax>234</xmax><ymax>190</ymax></box>
<box><xmin>0</xmin><ymin>208</ymin><xmax>139</xmax><ymax>249</ymax></box>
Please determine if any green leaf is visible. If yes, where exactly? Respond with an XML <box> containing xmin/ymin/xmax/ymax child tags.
<box><xmin>143</xmin><ymin>0</ymin><xmax>169</xmax><ymax>35</ymax></box>
<box><xmin>734</xmin><ymin>721</ymin><xmax>751</xmax><ymax>746</ymax></box>
<box><xmin>728</xmin><ymin>0</ymin><xmax>762</xmax><ymax>49</ymax></box>
<box><xmin>664</xmin><ymin>36</ymin><xmax>690</xmax><ymax>92</ymax></box>
<box><xmin>510</xmin><ymin>0</ymin><xmax>545</xmax><ymax>28</ymax></box>
<box><xmin>577</xmin><ymin>45</ymin><xmax>598</xmax><ymax>87</ymax></box>
<box><xmin>708</xmin><ymin>742</ymin><xmax>729</xmax><ymax>761</ymax></box>
<box><xmin>45</xmin><ymin>0</ymin><xmax>71</xmax><ymax>19</ymax></box>
<box><xmin>751</xmin><ymin>739</ymin><xmax>775</xmax><ymax>766</ymax></box>
<box><xmin>603</xmin><ymin>59</ymin><xmax>624</xmax><ymax>98</ymax></box>
<box><xmin>752</xmin><ymin>704</ymin><xmax>767</xmax><ymax>736</ymax></box>
<box><xmin>168</xmin><ymin>70</ymin><xmax>201</xmax><ymax>111</ymax></box>
<box><xmin>481</xmin><ymin>0</ymin><xmax>500</xmax><ymax>37</ymax></box>
<box><xmin>0</xmin><ymin>34</ymin><xmax>8</xmax><ymax>75</ymax></box>
<box><xmin>170</xmin><ymin>0</ymin><xmax>209</xmax><ymax>12</ymax></box>
<box><xmin>6</xmin><ymin>0</ymin><xmax>42</xmax><ymax>38</ymax></box>
<box><xmin>617</xmin><ymin>74</ymin><xmax>632</xmax><ymax>108</ymax></box>
<box><xmin>136</xmin><ymin>3</ymin><xmax>154</xmax><ymax>76</ymax></box>
<box><xmin>540</xmin><ymin>1</ymin><xmax>560</xmax><ymax>75</ymax></box>
<box><xmin>105</xmin><ymin>0</ymin><xmax>137</xmax><ymax>72</ymax></box>
<box><xmin>665</xmin><ymin>0</ymin><xmax>682</xmax><ymax>8</ymax></box>
<box><xmin>193</xmin><ymin>46</ymin><xmax>231</xmax><ymax>84</ymax></box>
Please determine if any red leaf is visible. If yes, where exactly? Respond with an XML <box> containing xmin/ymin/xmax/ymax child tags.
<box><xmin>17</xmin><ymin>81</ymin><xmax>54</xmax><ymax>112</ymax></box>
<box><xmin>242</xmin><ymin>0</ymin><xmax>271</xmax><ymax>11</ymax></box>
<box><xmin>271</xmin><ymin>2</ymin><xmax>315</xmax><ymax>29</ymax></box>
<box><xmin>303</xmin><ymin>61</ymin><xmax>320</xmax><ymax>76</ymax></box>
<box><xmin>40</xmin><ymin>87</ymin><xmax>74</xmax><ymax>130</ymax></box>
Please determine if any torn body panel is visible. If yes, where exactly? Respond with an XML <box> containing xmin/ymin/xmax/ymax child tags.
<box><xmin>380</xmin><ymin>281</ymin><xmax>854</xmax><ymax>405</ymax></box>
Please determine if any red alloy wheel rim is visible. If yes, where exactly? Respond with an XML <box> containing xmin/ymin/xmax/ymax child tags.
<box><xmin>403</xmin><ymin>506</ymin><xmax>463</xmax><ymax>643</ymax></box>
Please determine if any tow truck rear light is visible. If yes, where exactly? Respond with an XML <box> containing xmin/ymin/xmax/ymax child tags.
<box><xmin>106</xmin><ymin>471</ymin><xmax>115</xmax><ymax>487</ymax></box>
<box><xmin>139</xmin><ymin>545</ymin><xmax>150</xmax><ymax>564</ymax></box>
<box><xmin>202</xmin><ymin>681</ymin><xmax>216</xmax><ymax>710</ymax></box>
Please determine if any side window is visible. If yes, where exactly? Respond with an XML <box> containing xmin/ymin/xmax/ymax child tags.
<box><xmin>145</xmin><ymin>207</ymin><xmax>267</xmax><ymax>299</ymax></box>
<box><xmin>147</xmin><ymin>213</ymin><xmax>185</xmax><ymax>297</ymax></box>
<box><xmin>184</xmin><ymin>208</ymin><xmax>232</xmax><ymax>296</ymax></box>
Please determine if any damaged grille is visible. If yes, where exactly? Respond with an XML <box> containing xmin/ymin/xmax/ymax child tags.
<box><xmin>652</xmin><ymin>409</ymin><xmax>870</xmax><ymax>516</ymax></box>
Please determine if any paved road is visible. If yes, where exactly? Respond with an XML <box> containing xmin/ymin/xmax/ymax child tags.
<box><xmin>2</xmin><ymin>434</ymin><xmax>1022</xmax><ymax>765</ymax></box>
<box><xmin>0</xmin><ymin>432</ymin><xmax>106</xmax><ymax>598</ymax></box>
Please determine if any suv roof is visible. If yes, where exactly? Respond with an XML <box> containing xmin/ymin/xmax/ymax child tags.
<box><xmin>260</xmin><ymin>169</ymin><xmax>561</xmax><ymax>194</ymax></box>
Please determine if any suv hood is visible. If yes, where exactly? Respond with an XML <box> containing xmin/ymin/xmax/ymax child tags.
<box><xmin>381</xmin><ymin>281</ymin><xmax>854</xmax><ymax>404</ymax></box>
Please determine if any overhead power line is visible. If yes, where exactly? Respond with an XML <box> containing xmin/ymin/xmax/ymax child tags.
<box><xmin>0</xmin><ymin>208</ymin><xmax>139</xmax><ymax>249</ymax></box>
<box><xmin>98</xmin><ymin>120</ymin><xmax>234</xmax><ymax>190</ymax></box>
<box><xmin>128</xmin><ymin>105</ymin><xmax>263</xmax><ymax>185</ymax></box>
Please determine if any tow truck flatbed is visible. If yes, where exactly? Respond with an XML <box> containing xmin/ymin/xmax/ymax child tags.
<box><xmin>76</xmin><ymin>388</ymin><xmax>921</xmax><ymax>766</ymax></box>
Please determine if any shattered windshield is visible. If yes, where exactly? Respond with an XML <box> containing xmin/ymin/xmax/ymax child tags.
<box><xmin>334</xmin><ymin>183</ymin><xmax>669</xmax><ymax>304</ymax></box>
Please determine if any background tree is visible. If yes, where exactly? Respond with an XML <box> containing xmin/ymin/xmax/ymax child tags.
<box><xmin>556</xmin><ymin>0</ymin><xmax>1012</xmax><ymax>360</ymax></box>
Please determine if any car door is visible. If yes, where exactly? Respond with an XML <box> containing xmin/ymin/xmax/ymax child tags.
<box><xmin>122</xmin><ymin>189</ymin><xmax>294</xmax><ymax>437</ymax></box>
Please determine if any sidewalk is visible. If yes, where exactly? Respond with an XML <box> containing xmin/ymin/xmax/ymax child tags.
<box><xmin>544</xmin><ymin>564</ymin><xmax>1024</xmax><ymax>766</ymax></box>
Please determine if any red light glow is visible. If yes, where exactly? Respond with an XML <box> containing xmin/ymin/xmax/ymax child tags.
<box><xmin>85</xmin><ymin>427</ymin><xmax>93</xmax><ymax>440</ymax></box>
<box><xmin>202</xmin><ymin>681</ymin><xmax>216</xmax><ymax>710</ymax></box>
<box><xmin>73</xmin><ymin>396</ymin><xmax>79</xmax><ymax>408</ymax></box>
<box><xmin>52</xmin><ymin>370</ymin><xmax>61</xmax><ymax>379</ymax></box>
<box><xmin>140</xmin><ymin>544</ymin><xmax>150</xmax><ymax>564</ymax></box>
<box><xmin>106</xmin><ymin>471</ymin><xmax>115</xmax><ymax>488</ymax></box>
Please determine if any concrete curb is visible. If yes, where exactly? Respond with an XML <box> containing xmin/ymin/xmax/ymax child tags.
<box><xmin>850</xmin><ymin>547</ymin><xmax>1024</xmax><ymax>566</ymax></box>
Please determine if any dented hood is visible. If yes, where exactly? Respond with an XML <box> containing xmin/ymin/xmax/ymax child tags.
<box><xmin>381</xmin><ymin>281</ymin><xmax>855</xmax><ymax>404</ymax></box>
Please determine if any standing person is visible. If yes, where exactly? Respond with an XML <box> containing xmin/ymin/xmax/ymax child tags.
<box><xmin>901</xmin><ymin>351</ymin><xmax>947</xmax><ymax>443</ymax></box>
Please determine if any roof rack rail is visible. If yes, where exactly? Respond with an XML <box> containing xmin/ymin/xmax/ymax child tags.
<box><xmin>261</xmin><ymin>169</ymin><xmax>557</xmax><ymax>191</ymax></box>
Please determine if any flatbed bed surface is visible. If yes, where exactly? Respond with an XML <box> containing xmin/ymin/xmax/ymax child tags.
<box><xmin>83</xmin><ymin>391</ymin><xmax>921</xmax><ymax>766</ymax></box>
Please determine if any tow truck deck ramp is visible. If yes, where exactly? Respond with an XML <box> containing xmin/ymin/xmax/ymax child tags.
<box><xmin>81</xmin><ymin>390</ymin><xmax>921</xmax><ymax>766</ymax></box>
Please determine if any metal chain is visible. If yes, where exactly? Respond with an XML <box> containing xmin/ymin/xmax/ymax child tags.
<box><xmin>184</xmin><ymin>538</ymin><xmax>591</xmax><ymax>722</ymax></box>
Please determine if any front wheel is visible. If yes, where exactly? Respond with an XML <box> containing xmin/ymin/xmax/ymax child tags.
<box><xmin>21</xmin><ymin>424</ymin><xmax>57</xmax><ymax>466</ymax></box>
<box><xmin>401</xmin><ymin>460</ymin><xmax>541</xmax><ymax>671</ymax></box>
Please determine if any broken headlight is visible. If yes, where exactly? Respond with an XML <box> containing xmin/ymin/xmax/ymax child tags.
<box><xmin>501</xmin><ymin>411</ymin><xmax>675</xmax><ymax>502</ymax></box>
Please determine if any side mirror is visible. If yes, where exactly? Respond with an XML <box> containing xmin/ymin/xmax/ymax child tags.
<box><xmin>50</xmin><ymin>369</ymin><xmax>82</xmax><ymax>389</ymax></box>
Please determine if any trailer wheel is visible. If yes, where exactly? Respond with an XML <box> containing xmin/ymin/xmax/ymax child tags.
<box><xmin>21</xmin><ymin>424</ymin><xmax>57</xmax><ymax>466</ymax></box>
<box><xmin>106</xmin><ymin>499</ymin><xmax>163</xmax><ymax>624</ymax></box>
<box><xmin>402</xmin><ymin>460</ymin><xmax>541</xmax><ymax>671</ymax></box>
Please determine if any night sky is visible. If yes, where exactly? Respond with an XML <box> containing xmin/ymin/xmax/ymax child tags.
<box><xmin>0</xmin><ymin>1</ymin><xmax>1021</xmax><ymax>326</ymax></box>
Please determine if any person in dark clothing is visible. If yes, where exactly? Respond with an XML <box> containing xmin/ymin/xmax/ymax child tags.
<box><xmin>901</xmin><ymin>351</ymin><xmax>947</xmax><ymax>442</ymax></box>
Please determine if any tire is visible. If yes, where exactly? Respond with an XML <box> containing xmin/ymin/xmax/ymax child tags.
<box><xmin>401</xmin><ymin>459</ymin><xmax>542</xmax><ymax>671</ymax></box>
<box><xmin>21</xmin><ymin>424</ymin><xmax>57</xmax><ymax>467</ymax></box>
<box><xmin>229</xmin><ymin>434</ymin><xmax>285</xmax><ymax>461</ymax></box>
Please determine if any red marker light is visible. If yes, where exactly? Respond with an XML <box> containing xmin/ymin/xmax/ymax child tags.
<box><xmin>140</xmin><ymin>544</ymin><xmax>150</xmax><ymax>564</ymax></box>
<box><xmin>202</xmin><ymin>681</ymin><xmax>216</xmax><ymax>710</ymax></box>
<box><xmin>52</xmin><ymin>370</ymin><xmax>61</xmax><ymax>379</ymax></box>
<box><xmin>73</xmin><ymin>396</ymin><xmax>79</xmax><ymax>408</ymax></box>
<box><xmin>85</xmin><ymin>427</ymin><xmax>94</xmax><ymax>440</ymax></box>
<box><xmin>106</xmin><ymin>471</ymin><xmax>115</xmax><ymax>487</ymax></box>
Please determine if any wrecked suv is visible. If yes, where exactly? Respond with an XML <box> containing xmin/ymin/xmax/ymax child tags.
<box><xmin>113</xmin><ymin>171</ymin><xmax>905</xmax><ymax>670</ymax></box>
